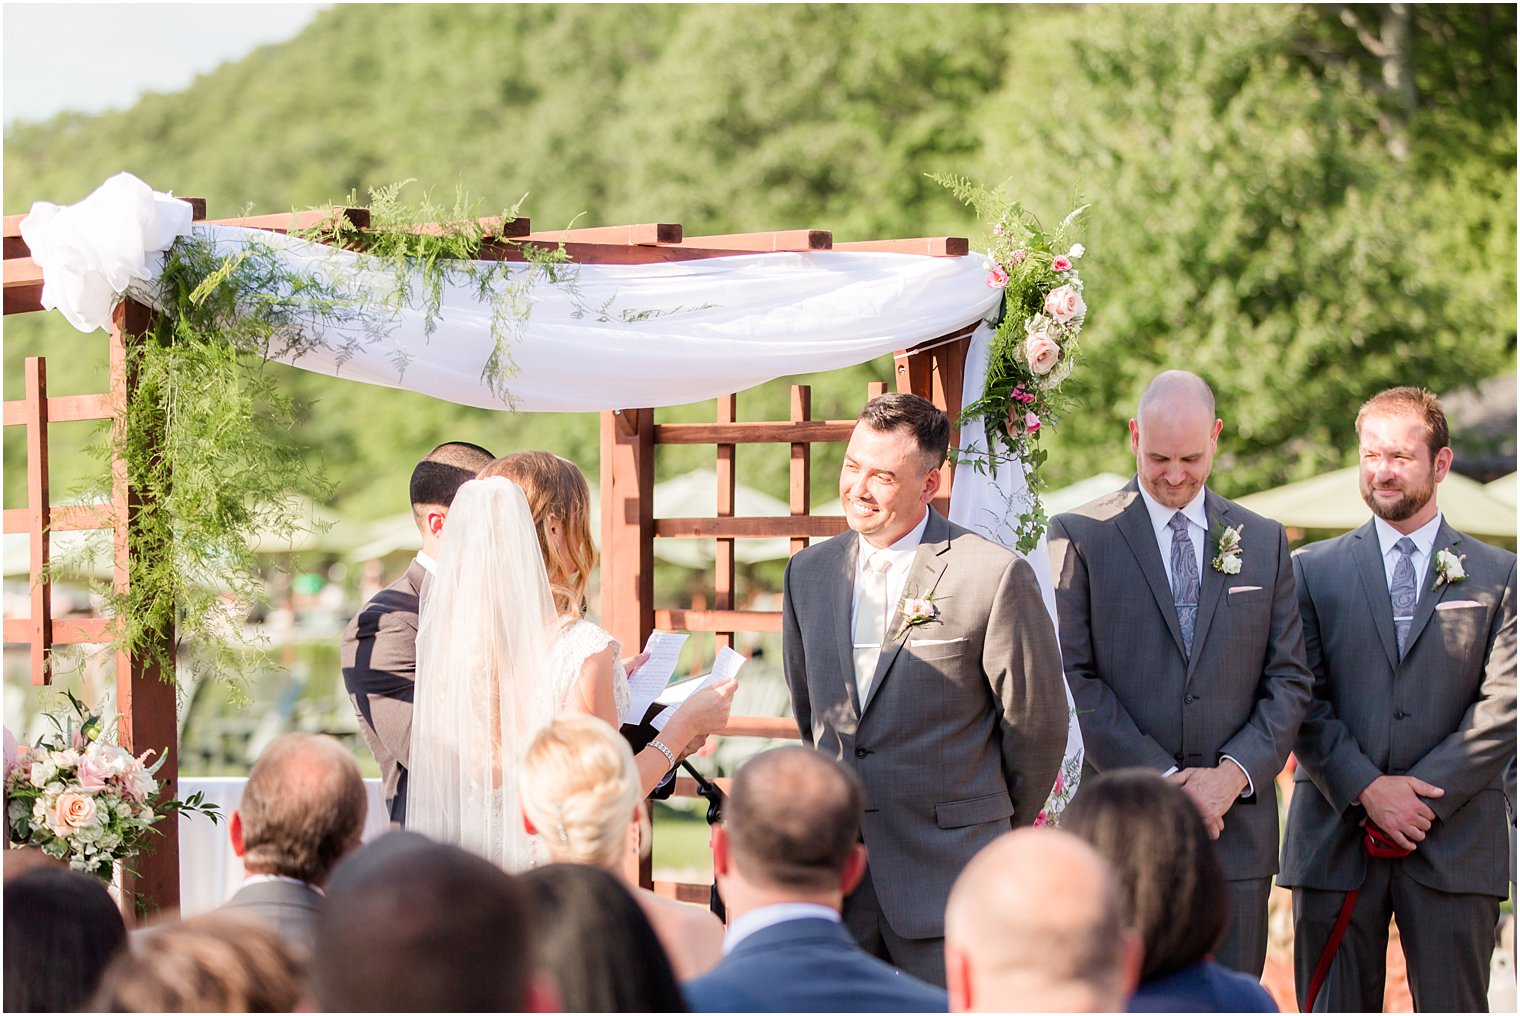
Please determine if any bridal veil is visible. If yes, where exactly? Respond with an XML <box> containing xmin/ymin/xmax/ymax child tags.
<box><xmin>409</xmin><ymin>476</ymin><xmax>557</xmax><ymax>870</ymax></box>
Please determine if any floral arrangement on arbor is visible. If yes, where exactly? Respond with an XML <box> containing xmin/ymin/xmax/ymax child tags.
<box><xmin>4</xmin><ymin>692</ymin><xmax>218</xmax><ymax>881</ymax></box>
<box><xmin>934</xmin><ymin>175</ymin><xmax>1090</xmax><ymax>553</ymax></box>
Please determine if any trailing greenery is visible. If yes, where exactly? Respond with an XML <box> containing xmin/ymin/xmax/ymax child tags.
<box><xmin>100</xmin><ymin>184</ymin><xmax>577</xmax><ymax>684</ymax></box>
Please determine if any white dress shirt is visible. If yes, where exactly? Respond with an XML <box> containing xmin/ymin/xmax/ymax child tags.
<box><xmin>416</xmin><ymin>550</ymin><xmax>438</xmax><ymax>575</ymax></box>
<box><xmin>723</xmin><ymin>902</ymin><xmax>841</xmax><ymax>954</ymax></box>
<box><xmin>1373</xmin><ymin>511</ymin><xmax>1442</xmax><ymax>591</ymax></box>
<box><xmin>850</xmin><ymin>510</ymin><xmax>931</xmax><ymax>640</ymax></box>
<box><xmin>1136</xmin><ymin>483</ymin><xmax>1208</xmax><ymax>587</ymax></box>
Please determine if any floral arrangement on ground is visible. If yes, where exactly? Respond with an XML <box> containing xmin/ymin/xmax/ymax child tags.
<box><xmin>5</xmin><ymin>691</ymin><xmax>219</xmax><ymax>881</ymax></box>
<box><xmin>933</xmin><ymin>175</ymin><xmax>1089</xmax><ymax>554</ymax></box>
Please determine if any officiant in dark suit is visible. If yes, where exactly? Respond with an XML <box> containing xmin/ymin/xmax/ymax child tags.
<box><xmin>1046</xmin><ymin>369</ymin><xmax>1313</xmax><ymax>977</ymax></box>
<box><xmin>782</xmin><ymin>393</ymin><xmax>1067</xmax><ymax>986</ymax></box>
<box><xmin>340</xmin><ymin>441</ymin><xmax>494</xmax><ymax>824</ymax></box>
<box><xmin>1280</xmin><ymin>387</ymin><xmax>1516</xmax><ymax>1012</ymax></box>
<box><xmin>219</xmin><ymin>733</ymin><xmax>368</xmax><ymax>950</ymax></box>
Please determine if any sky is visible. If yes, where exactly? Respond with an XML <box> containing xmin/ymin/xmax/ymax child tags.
<box><xmin>3</xmin><ymin>3</ymin><xmax>330</xmax><ymax>125</ymax></box>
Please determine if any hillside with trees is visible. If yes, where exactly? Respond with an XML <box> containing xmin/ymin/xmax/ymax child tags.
<box><xmin>5</xmin><ymin>3</ymin><xmax>1514</xmax><ymax>517</ymax></box>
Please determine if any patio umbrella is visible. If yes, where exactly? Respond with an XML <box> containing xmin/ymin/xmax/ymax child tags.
<box><xmin>1237</xmin><ymin>466</ymin><xmax>1515</xmax><ymax>539</ymax></box>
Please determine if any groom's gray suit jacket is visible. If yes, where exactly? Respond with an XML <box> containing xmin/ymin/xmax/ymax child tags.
<box><xmin>1279</xmin><ymin>518</ymin><xmax>1517</xmax><ymax>896</ymax></box>
<box><xmin>782</xmin><ymin>508</ymin><xmax>1067</xmax><ymax>941</ymax></box>
<box><xmin>1046</xmin><ymin>481</ymin><xmax>1313</xmax><ymax>881</ymax></box>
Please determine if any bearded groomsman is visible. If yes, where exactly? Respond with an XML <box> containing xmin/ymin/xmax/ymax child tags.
<box><xmin>1046</xmin><ymin>369</ymin><xmax>1313</xmax><ymax>977</ymax></box>
<box><xmin>1280</xmin><ymin>387</ymin><xmax>1516</xmax><ymax>1013</ymax></box>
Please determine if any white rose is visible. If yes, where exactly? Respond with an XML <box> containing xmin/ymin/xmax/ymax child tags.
<box><xmin>29</xmin><ymin>759</ymin><xmax>57</xmax><ymax>788</ymax></box>
<box><xmin>1067</xmin><ymin>243</ymin><xmax>1085</xmax><ymax>259</ymax></box>
<box><xmin>1221</xmin><ymin>555</ymin><xmax>1242</xmax><ymax>575</ymax></box>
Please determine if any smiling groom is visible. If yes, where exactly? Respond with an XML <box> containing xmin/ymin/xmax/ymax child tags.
<box><xmin>782</xmin><ymin>393</ymin><xmax>1068</xmax><ymax>987</ymax></box>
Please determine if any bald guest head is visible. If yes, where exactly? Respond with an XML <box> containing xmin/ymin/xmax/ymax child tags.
<box><xmin>944</xmin><ymin>829</ymin><xmax>1139</xmax><ymax>1013</ymax></box>
<box><xmin>1130</xmin><ymin>369</ymin><xmax>1222</xmax><ymax>512</ymax></box>
<box><xmin>232</xmin><ymin>732</ymin><xmax>366</xmax><ymax>887</ymax></box>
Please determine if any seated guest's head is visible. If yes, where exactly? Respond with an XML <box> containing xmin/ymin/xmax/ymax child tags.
<box><xmin>944</xmin><ymin>829</ymin><xmax>1139</xmax><ymax>1013</ymax></box>
<box><xmin>232</xmin><ymin>732</ymin><xmax>367</xmax><ymax>887</ymax></box>
<box><xmin>312</xmin><ymin>833</ymin><xmax>548</xmax><ymax>1012</ymax></box>
<box><xmin>4</xmin><ymin>867</ymin><xmax>126</xmax><ymax>1013</ymax></box>
<box><xmin>521</xmin><ymin>863</ymin><xmax>686</xmax><ymax>1013</ymax></box>
<box><xmin>714</xmin><ymin>746</ymin><xmax>867</xmax><ymax>913</ymax></box>
<box><xmin>90</xmin><ymin>913</ymin><xmax>302</xmax><ymax>1012</ymax></box>
<box><xmin>520</xmin><ymin>713</ymin><xmax>642</xmax><ymax>870</ymax></box>
<box><xmin>1062</xmin><ymin>768</ymin><xmax>1228</xmax><ymax>984</ymax></box>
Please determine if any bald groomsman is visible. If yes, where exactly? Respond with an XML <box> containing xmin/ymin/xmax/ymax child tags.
<box><xmin>1047</xmin><ymin>369</ymin><xmax>1313</xmax><ymax>976</ymax></box>
<box><xmin>1280</xmin><ymin>387</ymin><xmax>1516</xmax><ymax>1012</ymax></box>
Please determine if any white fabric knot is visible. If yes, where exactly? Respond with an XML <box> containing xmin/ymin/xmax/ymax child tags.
<box><xmin>18</xmin><ymin>172</ymin><xmax>194</xmax><ymax>333</ymax></box>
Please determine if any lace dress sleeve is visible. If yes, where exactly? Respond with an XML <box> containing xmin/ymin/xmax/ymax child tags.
<box><xmin>548</xmin><ymin>619</ymin><xmax>631</xmax><ymax>725</ymax></box>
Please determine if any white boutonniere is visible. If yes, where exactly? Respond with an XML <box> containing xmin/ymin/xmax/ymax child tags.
<box><xmin>1433</xmin><ymin>548</ymin><xmax>1467</xmax><ymax>589</ymax></box>
<box><xmin>1211</xmin><ymin>523</ymin><xmax>1244</xmax><ymax>575</ymax></box>
<box><xmin>893</xmin><ymin>592</ymin><xmax>942</xmax><ymax>640</ymax></box>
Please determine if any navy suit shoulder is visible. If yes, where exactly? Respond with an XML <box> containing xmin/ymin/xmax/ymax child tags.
<box><xmin>684</xmin><ymin>918</ymin><xmax>946</xmax><ymax>1014</ymax></box>
<box><xmin>1128</xmin><ymin>960</ymin><xmax>1278</xmax><ymax>1013</ymax></box>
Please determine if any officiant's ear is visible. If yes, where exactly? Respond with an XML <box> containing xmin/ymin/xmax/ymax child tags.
<box><xmin>840</xmin><ymin>842</ymin><xmax>868</xmax><ymax>895</ymax></box>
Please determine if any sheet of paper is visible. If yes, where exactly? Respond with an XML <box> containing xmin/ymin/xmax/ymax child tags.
<box><xmin>625</xmin><ymin>630</ymin><xmax>689</xmax><ymax>723</ymax></box>
<box><xmin>648</xmin><ymin>647</ymin><xmax>747</xmax><ymax>731</ymax></box>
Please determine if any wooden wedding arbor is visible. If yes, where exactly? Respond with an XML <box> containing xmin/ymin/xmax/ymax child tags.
<box><xmin>2</xmin><ymin>195</ymin><xmax>979</xmax><ymax>914</ymax></box>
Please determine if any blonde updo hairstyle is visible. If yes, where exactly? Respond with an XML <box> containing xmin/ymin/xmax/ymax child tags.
<box><xmin>520</xmin><ymin>715</ymin><xmax>643</xmax><ymax>870</ymax></box>
<box><xmin>479</xmin><ymin>451</ymin><xmax>596</xmax><ymax>617</ymax></box>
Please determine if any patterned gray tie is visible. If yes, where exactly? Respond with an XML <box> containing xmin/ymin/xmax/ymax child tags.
<box><xmin>1169</xmin><ymin>512</ymin><xmax>1201</xmax><ymax>657</ymax></box>
<box><xmin>1391</xmin><ymin>537</ymin><xmax>1418</xmax><ymax>657</ymax></box>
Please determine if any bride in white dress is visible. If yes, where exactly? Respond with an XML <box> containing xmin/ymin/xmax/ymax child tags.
<box><xmin>410</xmin><ymin>453</ymin><xmax>735</xmax><ymax>870</ymax></box>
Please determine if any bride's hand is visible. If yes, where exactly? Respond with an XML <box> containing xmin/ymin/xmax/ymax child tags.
<box><xmin>673</xmin><ymin>676</ymin><xmax>737</xmax><ymax>740</ymax></box>
<box><xmin>621</xmin><ymin>650</ymin><xmax>651</xmax><ymax>677</ymax></box>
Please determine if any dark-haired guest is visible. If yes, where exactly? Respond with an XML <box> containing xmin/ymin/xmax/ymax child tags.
<box><xmin>945</xmin><ymin>828</ymin><xmax>1139</xmax><ymax>1013</ymax></box>
<box><xmin>91</xmin><ymin>914</ymin><xmax>303</xmax><ymax>1012</ymax></box>
<box><xmin>523</xmin><ymin>863</ymin><xmax>687</xmax><ymax>1012</ymax></box>
<box><xmin>218</xmin><ymin>732</ymin><xmax>368</xmax><ymax>950</ymax></box>
<box><xmin>341</xmin><ymin>439</ymin><xmax>494</xmax><ymax>824</ymax></box>
<box><xmin>4</xmin><ymin>867</ymin><xmax>126</xmax><ymax>1013</ymax></box>
<box><xmin>1064</xmin><ymin>769</ymin><xmax>1277</xmax><ymax>1012</ymax></box>
<box><xmin>686</xmin><ymin>747</ymin><xmax>947</xmax><ymax>1013</ymax></box>
<box><xmin>311</xmin><ymin>833</ymin><xmax>551</xmax><ymax>1012</ymax></box>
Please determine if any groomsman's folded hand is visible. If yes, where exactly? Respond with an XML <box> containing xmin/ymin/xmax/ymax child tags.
<box><xmin>1356</xmin><ymin>775</ymin><xmax>1445</xmax><ymax>852</ymax></box>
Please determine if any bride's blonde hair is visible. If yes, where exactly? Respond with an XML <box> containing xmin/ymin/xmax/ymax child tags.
<box><xmin>479</xmin><ymin>452</ymin><xmax>595</xmax><ymax>618</ymax></box>
<box><xmin>520</xmin><ymin>715</ymin><xmax>641</xmax><ymax>870</ymax></box>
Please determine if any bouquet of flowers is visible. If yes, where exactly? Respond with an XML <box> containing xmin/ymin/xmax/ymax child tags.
<box><xmin>934</xmin><ymin>175</ymin><xmax>1090</xmax><ymax>553</ymax></box>
<box><xmin>4</xmin><ymin>691</ymin><xmax>218</xmax><ymax>881</ymax></box>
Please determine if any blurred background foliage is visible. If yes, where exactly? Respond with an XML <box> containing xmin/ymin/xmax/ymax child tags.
<box><xmin>4</xmin><ymin>2</ymin><xmax>1514</xmax><ymax>517</ymax></box>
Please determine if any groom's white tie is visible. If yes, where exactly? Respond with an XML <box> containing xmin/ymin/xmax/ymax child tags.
<box><xmin>853</xmin><ymin>552</ymin><xmax>892</xmax><ymax>706</ymax></box>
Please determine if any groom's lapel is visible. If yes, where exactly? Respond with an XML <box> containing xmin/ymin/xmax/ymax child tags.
<box><xmin>832</xmin><ymin>535</ymin><xmax>864</xmax><ymax>720</ymax></box>
<box><xmin>861</xmin><ymin>511</ymin><xmax>950</xmax><ymax>720</ymax></box>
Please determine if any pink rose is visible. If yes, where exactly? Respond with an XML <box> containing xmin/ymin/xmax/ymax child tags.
<box><xmin>47</xmin><ymin>792</ymin><xmax>99</xmax><ymax>836</ymax></box>
<box><xmin>1033</xmin><ymin>810</ymin><xmax>1049</xmax><ymax>828</ymax></box>
<box><xmin>1025</xmin><ymin>332</ymin><xmax>1061</xmax><ymax>376</ymax></box>
<box><xmin>1051</xmin><ymin>255</ymin><xmax>1072</xmax><ymax>272</ymax></box>
<box><xmin>76</xmin><ymin>750</ymin><xmax>113</xmax><ymax>791</ymax></box>
<box><xmin>1043</xmin><ymin>284</ymin><xmax>1085</xmax><ymax>323</ymax></box>
<box><xmin>1024</xmin><ymin>412</ymin><xmax>1042</xmax><ymax>435</ymax></box>
<box><xmin>986</xmin><ymin>266</ymin><xmax>1009</xmax><ymax>289</ymax></box>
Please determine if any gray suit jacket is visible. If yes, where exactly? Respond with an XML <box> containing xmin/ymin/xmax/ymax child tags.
<box><xmin>782</xmin><ymin>509</ymin><xmax>1067</xmax><ymax>940</ymax></box>
<box><xmin>1279</xmin><ymin>519</ymin><xmax>1517</xmax><ymax>896</ymax></box>
<box><xmin>1047</xmin><ymin>481</ymin><xmax>1313</xmax><ymax>881</ymax></box>
<box><xmin>340</xmin><ymin>558</ymin><xmax>426</xmax><ymax>824</ymax></box>
<box><xmin>218</xmin><ymin>879</ymin><xmax>323</xmax><ymax>951</ymax></box>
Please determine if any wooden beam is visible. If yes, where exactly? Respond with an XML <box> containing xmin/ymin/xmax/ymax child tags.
<box><xmin>832</xmin><ymin>236</ymin><xmax>970</xmax><ymax>257</ymax></box>
<box><xmin>25</xmin><ymin>358</ymin><xmax>52</xmax><ymax>685</ymax></box>
<box><xmin>474</xmin><ymin>237</ymin><xmax>763</xmax><ymax>265</ymax></box>
<box><xmin>677</xmin><ymin>229</ymin><xmax>832</xmax><ymax>252</ymax></box>
<box><xmin>654</xmin><ymin>609</ymin><xmax>782</xmax><ymax>634</ymax></box>
<box><xmin>719</xmin><ymin>716</ymin><xmax>800</xmax><ymax>740</ymax></box>
<box><xmin>652</xmin><ymin>881</ymin><xmax>715</xmax><ymax>906</ymax></box>
<box><xmin>4</xmin><ymin>392</ymin><xmax>116</xmax><ymax>427</ymax></box>
<box><xmin>655</xmin><ymin>516</ymin><xmax>847</xmax><ymax>539</ymax></box>
<box><xmin>3</xmin><ymin>257</ymin><xmax>44</xmax><ymax>315</ymax></box>
<box><xmin>672</xmin><ymin>776</ymin><xmax>735</xmax><ymax>798</ymax></box>
<box><xmin>3</xmin><ymin>504</ymin><xmax>114</xmax><ymax>535</ymax></box>
<box><xmin>521</xmin><ymin>223</ymin><xmax>681</xmax><ymax>246</ymax></box>
<box><xmin>653</xmin><ymin>420</ymin><xmax>856</xmax><ymax>445</ymax></box>
<box><xmin>3</xmin><ymin>618</ymin><xmax>112</xmax><ymax>645</ymax></box>
<box><xmin>790</xmin><ymin>386</ymin><xmax>814</xmax><ymax>556</ymax></box>
<box><xmin>201</xmin><ymin>207</ymin><xmax>371</xmax><ymax>233</ymax></box>
<box><xmin>600</xmin><ymin>408</ymin><xmax>656</xmax><ymax>661</ymax></box>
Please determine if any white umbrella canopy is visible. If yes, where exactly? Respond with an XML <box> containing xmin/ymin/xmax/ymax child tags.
<box><xmin>1485</xmin><ymin>473</ymin><xmax>1516</xmax><ymax>507</ymax></box>
<box><xmin>245</xmin><ymin>494</ymin><xmax>357</xmax><ymax>556</ymax></box>
<box><xmin>1237</xmin><ymin>466</ymin><xmax>1516</xmax><ymax>539</ymax></box>
<box><xmin>1042</xmin><ymin>472</ymin><xmax>1130</xmax><ymax>517</ymax></box>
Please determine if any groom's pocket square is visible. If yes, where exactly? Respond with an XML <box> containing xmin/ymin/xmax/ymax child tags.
<box><xmin>1436</xmin><ymin>600</ymin><xmax>1483</xmax><ymax>610</ymax></box>
<box><xmin>1228</xmin><ymin>586</ymin><xmax>1264</xmax><ymax>594</ymax></box>
<box><xmin>909</xmin><ymin>637</ymin><xmax>968</xmax><ymax>647</ymax></box>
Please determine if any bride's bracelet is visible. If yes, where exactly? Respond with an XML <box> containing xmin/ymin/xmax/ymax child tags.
<box><xmin>647</xmin><ymin>738</ymin><xmax>677</xmax><ymax>771</ymax></box>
